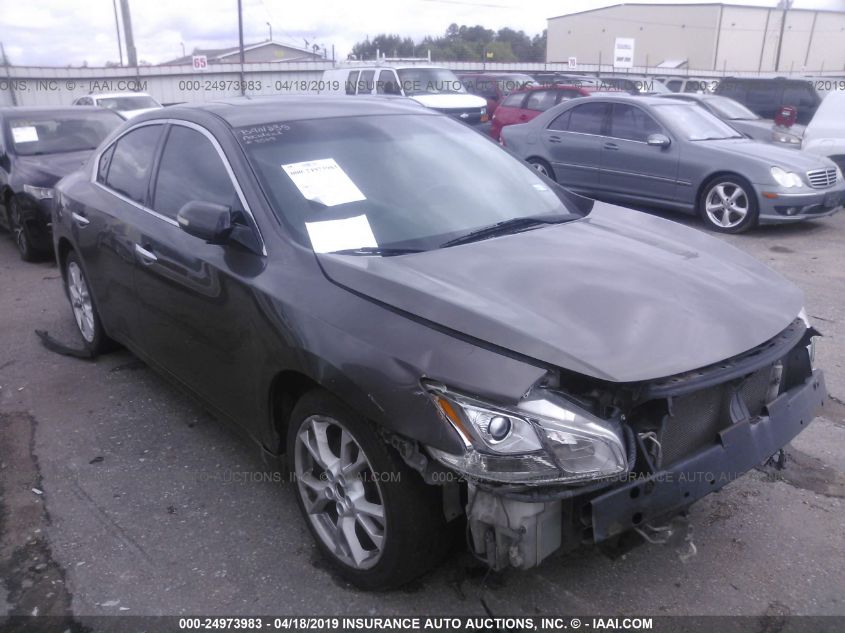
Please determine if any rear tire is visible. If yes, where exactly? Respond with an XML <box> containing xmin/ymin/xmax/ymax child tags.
<box><xmin>698</xmin><ymin>175</ymin><xmax>758</xmax><ymax>234</ymax></box>
<box><xmin>527</xmin><ymin>157</ymin><xmax>556</xmax><ymax>182</ymax></box>
<box><xmin>287</xmin><ymin>389</ymin><xmax>450</xmax><ymax>589</ymax></box>
<box><xmin>63</xmin><ymin>251</ymin><xmax>114</xmax><ymax>355</ymax></box>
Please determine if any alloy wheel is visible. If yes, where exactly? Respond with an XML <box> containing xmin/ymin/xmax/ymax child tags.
<box><xmin>294</xmin><ymin>415</ymin><xmax>387</xmax><ymax>570</ymax></box>
<box><xmin>10</xmin><ymin>201</ymin><xmax>29</xmax><ymax>258</ymax></box>
<box><xmin>530</xmin><ymin>161</ymin><xmax>550</xmax><ymax>177</ymax></box>
<box><xmin>67</xmin><ymin>261</ymin><xmax>95</xmax><ymax>343</ymax></box>
<box><xmin>704</xmin><ymin>182</ymin><xmax>749</xmax><ymax>229</ymax></box>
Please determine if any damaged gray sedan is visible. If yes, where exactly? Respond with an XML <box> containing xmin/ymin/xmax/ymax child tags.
<box><xmin>52</xmin><ymin>96</ymin><xmax>825</xmax><ymax>590</ymax></box>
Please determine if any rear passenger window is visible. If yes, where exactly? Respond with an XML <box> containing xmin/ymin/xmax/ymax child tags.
<box><xmin>345</xmin><ymin>71</ymin><xmax>359</xmax><ymax>95</ymax></box>
<box><xmin>667</xmin><ymin>80</ymin><xmax>682</xmax><ymax>92</ymax></box>
<box><xmin>358</xmin><ymin>70</ymin><xmax>375</xmax><ymax>94</ymax></box>
<box><xmin>105</xmin><ymin>125</ymin><xmax>163</xmax><ymax>205</ymax></box>
<box><xmin>501</xmin><ymin>92</ymin><xmax>525</xmax><ymax>108</ymax></box>
<box><xmin>152</xmin><ymin>126</ymin><xmax>237</xmax><ymax>220</ymax></box>
<box><xmin>524</xmin><ymin>90</ymin><xmax>558</xmax><ymax>112</ymax></box>
<box><xmin>562</xmin><ymin>102</ymin><xmax>608</xmax><ymax>135</ymax></box>
<box><xmin>377</xmin><ymin>70</ymin><xmax>400</xmax><ymax>95</ymax></box>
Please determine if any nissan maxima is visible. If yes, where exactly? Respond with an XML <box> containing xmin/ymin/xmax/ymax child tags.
<box><xmin>501</xmin><ymin>95</ymin><xmax>844</xmax><ymax>233</ymax></box>
<box><xmin>52</xmin><ymin>96</ymin><xmax>826</xmax><ymax>589</ymax></box>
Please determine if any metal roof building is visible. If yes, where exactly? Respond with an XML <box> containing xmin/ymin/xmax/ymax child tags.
<box><xmin>546</xmin><ymin>3</ymin><xmax>845</xmax><ymax>73</ymax></box>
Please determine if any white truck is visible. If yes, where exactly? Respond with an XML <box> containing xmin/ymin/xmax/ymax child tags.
<box><xmin>801</xmin><ymin>91</ymin><xmax>845</xmax><ymax>174</ymax></box>
<box><xmin>322</xmin><ymin>64</ymin><xmax>489</xmax><ymax>126</ymax></box>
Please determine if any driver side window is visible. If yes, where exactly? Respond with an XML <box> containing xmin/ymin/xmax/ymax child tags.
<box><xmin>152</xmin><ymin>126</ymin><xmax>238</xmax><ymax>220</ymax></box>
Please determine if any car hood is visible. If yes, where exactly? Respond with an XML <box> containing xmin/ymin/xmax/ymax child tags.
<box><xmin>13</xmin><ymin>150</ymin><xmax>93</xmax><ymax>187</ymax></box>
<box><xmin>410</xmin><ymin>93</ymin><xmax>488</xmax><ymax>110</ymax></box>
<box><xmin>316</xmin><ymin>203</ymin><xmax>803</xmax><ymax>383</ymax></box>
<box><xmin>703</xmin><ymin>138</ymin><xmax>827</xmax><ymax>170</ymax></box>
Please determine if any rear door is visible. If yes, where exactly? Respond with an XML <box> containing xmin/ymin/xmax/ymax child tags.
<box><xmin>541</xmin><ymin>101</ymin><xmax>609</xmax><ymax>191</ymax></box>
<box><xmin>599</xmin><ymin>103</ymin><xmax>679</xmax><ymax>203</ymax></box>
<box><xmin>491</xmin><ymin>91</ymin><xmax>527</xmax><ymax>138</ymax></box>
<box><xmin>84</xmin><ymin>123</ymin><xmax>165</xmax><ymax>343</ymax></box>
<box><xmin>744</xmin><ymin>81</ymin><xmax>782</xmax><ymax>119</ymax></box>
<box><xmin>132</xmin><ymin>122</ymin><xmax>265</xmax><ymax>424</ymax></box>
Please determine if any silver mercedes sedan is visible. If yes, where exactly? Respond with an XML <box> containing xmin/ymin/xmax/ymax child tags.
<box><xmin>501</xmin><ymin>95</ymin><xmax>844</xmax><ymax>233</ymax></box>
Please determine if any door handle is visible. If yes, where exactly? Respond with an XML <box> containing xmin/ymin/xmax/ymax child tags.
<box><xmin>603</xmin><ymin>142</ymin><xmax>619</xmax><ymax>150</ymax></box>
<box><xmin>71</xmin><ymin>212</ymin><xmax>90</xmax><ymax>227</ymax></box>
<box><xmin>134</xmin><ymin>243</ymin><xmax>158</xmax><ymax>264</ymax></box>
<box><xmin>548</xmin><ymin>135</ymin><xmax>562</xmax><ymax>143</ymax></box>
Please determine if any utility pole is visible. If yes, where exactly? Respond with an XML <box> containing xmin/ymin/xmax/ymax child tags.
<box><xmin>112</xmin><ymin>0</ymin><xmax>124</xmax><ymax>66</ymax></box>
<box><xmin>118</xmin><ymin>0</ymin><xmax>137</xmax><ymax>66</ymax></box>
<box><xmin>1</xmin><ymin>42</ymin><xmax>18</xmax><ymax>106</ymax></box>
<box><xmin>267</xmin><ymin>22</ymin><xmax>272</xmax><ymax>42</ymax></box>
<box><xmin>237</xmin><ymin>0</ymin><xmax>246</xmax><ymax>95</ymax></box>
<box><xmin>774</xmin><ymin>0</ymin><xmax>793</xmax><ymax>73</ymax></box>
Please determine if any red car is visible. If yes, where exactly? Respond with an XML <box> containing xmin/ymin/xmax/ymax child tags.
<box><xmin>490</xmin><ymin>85</ymin><xmax>596</xmax><ymax>140</ymax></box>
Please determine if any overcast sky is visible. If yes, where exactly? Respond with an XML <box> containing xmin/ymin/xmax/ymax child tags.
<box><xmin>1</xmin><ymin>0</ymin><xmax>844</xmax><ymax>66</ymax></box>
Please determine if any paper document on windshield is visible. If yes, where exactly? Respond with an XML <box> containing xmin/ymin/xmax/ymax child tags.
<box><xmin>282</xmin><ymin>158</ymin><xmax>366</xmax><ymax>207</ymax></box>
<box><xmin>12</xmin><ymin>126</ymin><xmax>39</xmax><ymax>143</ymax></box>
<box><xmin>305</xmin><ymin>215</ymin><xmax>377</xmax><ymax>254</ymax></box>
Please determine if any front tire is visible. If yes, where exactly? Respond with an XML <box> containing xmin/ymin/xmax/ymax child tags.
<box><xmin>9</xmin><ymin>196</ymin><xmax>42</xmax><ymax>262</ymax></box>
<box><xmin>527</xmin><ymin>157</ymin><xmax>556</xmax><ymax>182</ymax></box>
<box><xmin>287</xmin><ymin>390</ymin><xmax>450</xmax><ymax>589</ymax></box>
<box><xmin>698</xmin><ymin>176</ymin><xmax>758</xmax><ymax>233</ymax></box>
<box><xmin>63</xmin><ymin>251</ymin><xmax>113</xmax><ymax>354</ymax></box>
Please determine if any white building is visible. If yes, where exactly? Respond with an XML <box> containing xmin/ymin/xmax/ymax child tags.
<box><xmin>546</xmin><ymin>3</ymin><xmax>845</xmax><ymax>73</ymax></box>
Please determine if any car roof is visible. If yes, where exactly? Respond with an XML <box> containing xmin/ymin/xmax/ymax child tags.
<box><xmin>140</xmin><ymin>95</ymin><xmax>437</xmax><ymax>128</ymax></box>
<box><xmin>89</xmin><ymin>92</ymin><xmax>154</xmax><ymax>99</ymax></box>
<box><xmin>579</xmin><ymin>94</ymin><xmax>690</xmax><ymax>106</ymax></box>
<box><xmin>0</xmin><ymin>106</ymin><xmax>118</xmax><ymax>116</ymax></box>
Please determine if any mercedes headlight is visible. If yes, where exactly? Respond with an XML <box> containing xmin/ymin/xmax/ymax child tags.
<box><xmin>835</xmin><ymin>166</ymin><xmax>844</xmax><ymax>183</ymax></box>
<box><xmin>424</xmin><ymin>383</ymin><xmax>628</xmax><ymax>485</ymax></box>
<box><xmin>771</xmin><ymin>167</ymin><xmax>804</xmax><ymax>188</ymax></box>
<box><xmin>23</xmin><ymin>185</ymin><xmax>54</xmax><ymax>199</ymax></box>
<box><xmin>798</xmin><ymin>307</ymin><xmax>816</xmax><ymax>366</ymax></box>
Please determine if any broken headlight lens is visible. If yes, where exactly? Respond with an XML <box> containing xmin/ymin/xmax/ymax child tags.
<box><xmin>424</xmin><ymin>383</ymin><xmax>628</xmax><ymax>484</ymax></box>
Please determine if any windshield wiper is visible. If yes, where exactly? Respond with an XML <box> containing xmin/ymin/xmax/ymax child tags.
<box><xmin>332</xmin><ymin>246</ymin><xmax>424</xmax><ymax>256</ymax></box>
<box><xmin>440</xmin><ymin>214</ymin><xmax>574</xmax><ymax>248</ymax></box>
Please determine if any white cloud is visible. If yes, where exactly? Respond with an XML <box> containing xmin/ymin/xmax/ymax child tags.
<box><xmin>1</xmin><ymin>0</ymin><xmax>842</xmax><ymax>66</ymax></box>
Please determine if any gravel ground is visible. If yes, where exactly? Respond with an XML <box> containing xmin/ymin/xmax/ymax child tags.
<box><xmin>1</xmin><ymin>210</ymin><xmax>844</xmax><ymax>627</ymax></box>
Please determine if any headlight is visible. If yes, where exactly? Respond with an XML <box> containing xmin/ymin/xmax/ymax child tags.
<box><xmin>771</xmin><ymin>167</ymin><xmax>804</xmax><ymax>188</ymax></box>
<box><xmin>23</xmin><ymin>185</ymin><xmax>55</xmax><ymax>199</ymax></box>
<box><xmin>772</xmin><ymin>130</ymin><xmax>802</xmax><ymax>145</ymax></box>
<box><xmin>424</xmin><ymin>383</ymin><xmax>628</xmax><ymax>485</ymax></box>
<box><xmin>835</xmin><ymin>166</ymin><xmax>844</xmax><ymax>182</ymax></box>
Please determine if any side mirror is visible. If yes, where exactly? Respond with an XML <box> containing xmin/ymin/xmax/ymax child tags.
<box><xmin>176</xmin><ymin>201</ymin><xmax>233</xmax><ymax>244</ymax></box>
<box><xmin>647</xmin><ymin>133</ymin><xmax>671</xmax><ymax>148</ymax></box>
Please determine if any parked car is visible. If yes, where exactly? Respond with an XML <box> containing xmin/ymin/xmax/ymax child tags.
<box><xmin>322</xmin><ymin>65</ymin><xmax>488</xmax><ymax>125</ymax></box>
<box><xmin>54</xmin><ymin>95</ymin><xmax>825</xmax><ymax>589</ymax></box>
<box><xmin>715</xmin><ymin>77</ymin><xmax>821</xmax><ymax>125</ymax></box>
<box><xmin>663</xmin><ymin>77</ymin><xmax>717</xmax><ymax>94</ymax></box>
<box><xmin>501</xmin><ymin>95</ymin><xmax>844</xmax><ymax>232</ymax></box>
<box><xmin>530</xmin><ymin>72</ymin><xmax>603</xmax><ymax>89</ymax></box>
<box><xmin>458</xmin><ymin>72</ymin><xmax>535</xmax><ymax>115</ymax></box>
<box><xmin>491</xmin><ymin>84</ymin><xmax>593</xmax><ymax>140</ymax></box>
<box><xmin>801</xmin><ymin>90</ymin><xmax>845</xmax><ymax>173</ymax></box>
<box><xmin>599</xmin><ymin>75</ymin><xmax>672</xmax><ymax>95</ymax></box>
<box><xmin>72</xmin><ymin>92</ymin><xmax>163</xmax><ymax>119</ymax></box>
<box><xmin>656</xmin><ymin>93</ymin><xmax>805</xmax><ymax>146</ymax></box>
<box><xmin>0</xmin><ymin>106</ymin><xmax>123</xmax><ymax>260</ymax></box>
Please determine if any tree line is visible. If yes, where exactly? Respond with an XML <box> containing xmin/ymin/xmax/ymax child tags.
<box><xmin>350</xmin><ymin>24</ymin><xmax>547</xmax><ymax>63</ymax></box>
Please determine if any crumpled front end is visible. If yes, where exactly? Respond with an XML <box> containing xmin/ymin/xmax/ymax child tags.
<box><xmin>428</xmin><ymin>318</ymin><xmax>824</xmax><ymax>571</ymax></box>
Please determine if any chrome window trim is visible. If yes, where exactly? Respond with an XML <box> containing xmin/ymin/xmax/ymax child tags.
<box><xmin>91</xmin><ymin>118</ymin><xmax>268</xmax><ymax>256</ymax></box>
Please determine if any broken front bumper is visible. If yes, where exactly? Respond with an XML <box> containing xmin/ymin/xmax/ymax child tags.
<box><xmin>589</xmin><ymin>368</ymin><xmax>826</xmax><ymax>542</ymax></box>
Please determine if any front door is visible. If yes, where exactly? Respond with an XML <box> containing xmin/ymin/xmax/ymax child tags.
<box><xmin>599</xmin><ymin>103</ymin><xmax>680</xmax><ymax>205</ymax></box>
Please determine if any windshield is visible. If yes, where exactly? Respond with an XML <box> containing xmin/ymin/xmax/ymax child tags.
<box><xmin>703</xmin><ymin>96</ymin><xmax>760</xmax><ymax>120</ymax></box>
<box><xmin>653</xmin><ymin>103</ymin><xmax>744</xmax><ymax>140</ymax></box>
<box><xmin>240</xmin><ymin>114</ymin><xmax>583</xmax><ymax>253</ymax></box>
<box><xmin>97</xmin><ymin>95</ymin><xmax>160</xmax><ymax>111</ymax></box>
<box><xmin>7</xmin><ymin>112</ymin><xmax>122</xmax><ymax>156</ymax></box>
<box><xmin>397</xmin><ymin>68</ymin><xmax>466</xmax><ymax>95</ymax></box>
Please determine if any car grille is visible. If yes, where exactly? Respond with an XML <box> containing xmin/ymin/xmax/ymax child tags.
<box><xmin>659</xmin><ymin>364</ymin><xmax>778</xmax><ymax>466</ymax></box>
<box><xmin>806</xmin><ymin>168</ymin><xmax>838</xmax><ymax>189</ymax></box>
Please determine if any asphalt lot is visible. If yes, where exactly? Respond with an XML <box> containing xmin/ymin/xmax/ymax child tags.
<box><xmin>1</xmin><ymin>209</ymin><xmax>845</xmax><ymax>624</ymax></box>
